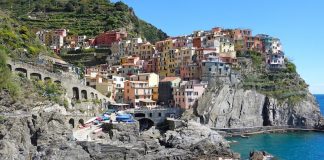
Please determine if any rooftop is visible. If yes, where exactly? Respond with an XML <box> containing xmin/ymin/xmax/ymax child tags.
<box><xmin>160</xmin><ymin>77</ymin><xmax>181</xmax><ymax>82</ymax></box>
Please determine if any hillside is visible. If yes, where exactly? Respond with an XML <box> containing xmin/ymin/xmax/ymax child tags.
<box><xmin>0</xmin><ymin>0</ymin><xmax>168</xmax><ymax>42</ymax></box>
<box><xmin>0</xmin><ymin>10</ymin><xmax>65</xmax><ymax>105</ymax></box>
<box><xmin>0</xmin><ymin>10</ymin><xmax>55</xmax><ymax>61</ymax></box>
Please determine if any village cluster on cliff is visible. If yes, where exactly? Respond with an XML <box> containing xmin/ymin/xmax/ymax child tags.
<box><xmin>34</xmin><ymin>27</ymin><xmax>286</xmax><ymax>111</ymax></box>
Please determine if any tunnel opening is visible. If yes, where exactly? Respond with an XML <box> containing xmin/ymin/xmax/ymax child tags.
<box><xmin>72</xmin><ymin>87</ymin><xmax>80</xmax><ymax>100</ymax></box>
<box><xmin>134</xmin><ymin>113</ymin><xmax>146</xmax><ymax>118</ymax></box>
<box><xmin>15</xmin><ymin>68</ymin><xmax>27</xmax><ymax>77</ymax></box>
<box><xmin>30</xmin><ymin>73</ymin><xmax>42</xmax><ymax>81</ymax></box>
<box><xmin>69</xmin><ymin>118</ymin><xmax>75</xmax><ymax>128</ymax></box>
<box><xmin>44</xmin><ymin>77</ymin><xmax>51</xmax><ymax>82</ymax></box>
<box><xmin>78</xmin><ymin>119</ymin><xmax>85</xmax><ymax>126</ymax></box>
<box><xmin>7</xmin><ymin>64</ymin><xmax>12</xmax><ymax>71</ymax></box>
<box><xmin>54</xmin><ymin>80</ymin><xmax>61</xmax><ymax>84</ymax></box>
<box><xmin>138</xmin><ymin>118</ymin><xmax>154</xmax><ymax>131</ymax></box>
<box><xmin>81</xmin><ymin>90</ymin><xmax>88</xmax><ymax>100</ymax></box>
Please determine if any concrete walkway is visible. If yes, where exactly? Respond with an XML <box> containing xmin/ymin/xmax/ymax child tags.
<box><xmin>73</xmin><ymin>125</ymin><xmax>100</xmax><ymax>141</ymax></box>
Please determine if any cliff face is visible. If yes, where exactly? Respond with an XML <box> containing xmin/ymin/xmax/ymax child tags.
<box><xmin>0</xmin><ymin>112</ymin><xmax>90</xmax><ymax>160</ymax></box>
<box><xmin>189</xmin><ymin>85</ymin><xmax>323</xmax><ymax>129</ymax></box>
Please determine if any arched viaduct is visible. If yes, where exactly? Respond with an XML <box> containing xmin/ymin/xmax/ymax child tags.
<box><xmin>7</xmin><ymin>61</ymin><xmax>114</xmax><ymax>106</ymax></box>
<box><xmin>128</xmin><ymin>107</ymin><xmax>181</xmax><ymax>130</ymax></box>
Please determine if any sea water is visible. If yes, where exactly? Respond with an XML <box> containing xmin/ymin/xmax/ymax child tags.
<box><xmin>228</xmin><ymin>95</ymin><xmax>324</xmax><ymax>160</ymax></box>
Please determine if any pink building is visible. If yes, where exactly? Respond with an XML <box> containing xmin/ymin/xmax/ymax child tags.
<box><xmin>179</xmin><ymin>63</ymin><xmax>200</xmax><ymax>80</ymax></box>
<box><xmin>173</xmin><ymin>80</ymin><xmax>207</xmax><ymax>110</ymax></box>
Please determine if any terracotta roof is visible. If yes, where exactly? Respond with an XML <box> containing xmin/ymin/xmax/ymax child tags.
<box><xmin>122</xmin><ymin>63</ymin><xmax>138</xmax><ymax>66</ymax></box>
<box><xmin>160</xmin><ymin>77</ymin><xmax>180</xmax><ymax>82</ymax></box>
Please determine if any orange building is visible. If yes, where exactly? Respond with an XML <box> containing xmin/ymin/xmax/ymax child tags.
<box><xmin>123</xmin><ymin>81</ymin><xmax>156</xmax><ymax>109</ymax></box>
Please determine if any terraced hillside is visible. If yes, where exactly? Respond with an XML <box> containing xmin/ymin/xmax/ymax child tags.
<box><xmin>0</xmin><ymin>0</ymin><xmax>168</xmax><ymax>42</ymax></box>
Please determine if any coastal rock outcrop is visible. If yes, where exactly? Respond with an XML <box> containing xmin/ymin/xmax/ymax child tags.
<box><xmin>0</xmin><ymin>111</ymin><xmax>90</xmax><ymax>160</ymax></box>
<box><xmin>186</xmin><ymin>85</ymin><xmax>323</xmax><ymax>129</ymax></box>
<box><xmin>83</xmin><ymin>121</ymin><xmax>239</xmax><ymax>160</ymax></box>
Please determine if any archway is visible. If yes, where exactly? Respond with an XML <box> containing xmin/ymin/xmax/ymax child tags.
<box><xmin>134</xmin><ymin>113</ymin><xmax>146</xmax><ymax>118</ymax></box>
<box><xmin>138</xmin><ymin>118</ymin><xmax>154</xmax><ymax>131</ymax></box>
<box><xmin>78</xmin><ymin>119</ymin><xmax>85</xmax><ymax>126</ymax></box>
<box><xmin>44</xmin><ymin>77</ymin><xmax>51</xmax><ymax>82</ymax></box>
<box><xmin>72</xmin><ymin>87</ymin><xmax>80</xmax><ymax>100</ymax></box>
<box><xmin>54</xmin><ymin>80</ymin><xmax>61</xmax><ymax>84</ymax></box>
<box><xmin>81</xmin><ymin>90</ymin><xmax>88</xmax><ymax>100</ymax></box>
<box><xmin>30</xmin><ymin>73</ymin><xmax>42</xmax><ymax>81</ymax></box>
<box><xmin>7</xmin><ymin>64</ymin><xmax>12</xmax><ymax>71</ymax></box>
<box><xmin>69</xmin><ymin>118</ymin><xmax>75</xmax><ymax>128</ymax></box>
<box><xmin>15</xmin><ymin>68</ymin><xmax>27</xmax><ymax>77</ymax></box>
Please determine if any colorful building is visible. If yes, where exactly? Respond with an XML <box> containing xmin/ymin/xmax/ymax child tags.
<box><xmin>94</xmin><ymin>29</ymin><xmax>127</xmax><ymax>47</ymax></box>
<box><xmin>158</xmin><ymin>77</ymin><xmax>181</xmax><ymax>106</ymax></box>
<box><xmin>124</xmin><ymin>81</ymin><xmax>156</xmax><ymax>108</ymax></box>
<box><xmin>173</xmin><ymin>80</ymin><xmax>207</xmax><ymax>110</ymax></box>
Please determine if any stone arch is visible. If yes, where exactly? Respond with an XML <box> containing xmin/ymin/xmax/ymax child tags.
<box><xmin>81</xmin><ymin>90</ymin><xmax>88</xmax><ymax>100</ymax></box>
<box><xmin>30</xmin><ymin>73</ymin><xmax>42</xmax><ymax>81</ymax></box>
<box><xmin>72</xmin><ymin>87</ymin><xmax>80</xmax><ymax>100</ymax></box>
<box><xmin>7</xmin><ymin>64</ymin><xmax>12</xmax><ymax>71</ymax></box>
<box><xmin>78</xmin><ymin>119</ymin><xmax>85</xmax><ymax>126</ymax></box>
<box><xmin>69</xmin><ymin>118</ymin><xmax>75</xmax><ymax>128</ymax></box>
<box><xmin>134</xmin><ymin>113</ymin><xmax>146</xmax><ymax>118</ymax></box>
<box><xmin>44</xmin><ymin>77</ymin><xmax>52</xmax><ymax>82</ymax></box>
<box><xmin>90</xmin><ymin>92</ymin><xmax>94</xmax><ymax>99</ymax></box>
<box><xmin>15</xmin><ymin>68</ymin><xmax>27</xmax><ymax>77</ymax></box>
<box><xmin>138</xmin><ymin>118</ymin><xmax>154</xmax><ymax>131</ymax></box>
<box><xmin>54</xmin><ymin>80</ymin><xmax>61</xmax><ymax>84</ymax></box>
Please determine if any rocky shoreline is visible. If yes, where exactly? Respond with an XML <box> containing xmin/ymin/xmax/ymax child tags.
<box><xmin>0</xmin><ymin>102</ymin><xmax>239</xmax><ymax>159</ymax></box>
<box><xmin>183</xmin><ymin>85</ymin><xmax>324</xmax><ymax>130</ymax></box>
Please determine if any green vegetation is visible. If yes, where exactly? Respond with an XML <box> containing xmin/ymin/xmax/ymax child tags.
<box><xmin>241</xmin><ymin>52</ymin><xmax>308</xmax><ymax>104</ymax></box>
<box><xmin>34</xmin><ymin>80</ymin><xmax>66</xmax><ymax>105</ymax></box>
<box><xmin>0</xmin><ymin>0</ymin><xmax>168</xmax><ymax>42</ymax></box>
<box><xmin>0</xmin><ymin>10</ymin><xmax>56</xmax><ymax>61</ymax></box>
<box><xmin>0</xmin><ymin>49</ymin><xmax>20</xmax><ymax>97</ymax></box>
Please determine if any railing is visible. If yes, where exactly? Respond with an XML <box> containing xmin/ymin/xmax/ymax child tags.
<box><xmin>211</xmin><ymin>125</ymin><xmax>319</xmax><ymax>135</ymax></box>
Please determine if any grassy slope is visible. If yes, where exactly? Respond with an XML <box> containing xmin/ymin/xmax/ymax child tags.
<box><xmin>239</xmin><ymin>51</ymin><xmax>308</xmax><ymax>104</ymax></box>
<box><xmin>0</xmin><ymin>10</ymin><xmax>64</xmax><ymax>102</ymax></box>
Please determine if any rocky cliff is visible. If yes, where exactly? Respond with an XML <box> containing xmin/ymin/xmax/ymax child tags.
<box><xmin>0</xmin><ymin>88</ymin><xmax>238</xmax><ymax>160</ymax></box>
<box><xmin>183</xmin><ymin>85</ymin><xmax>323</xmax><ymax>129</ymax></box>
<box><xmin>81</xmin><ymin>121</ymin><xmax>238</xmax><ymax>160</ymax></box>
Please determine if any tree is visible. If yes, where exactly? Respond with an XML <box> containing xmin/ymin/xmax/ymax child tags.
<box><xmin>64</xmin><ymin>2</ymin><xmax>75</xmax><ymax>12</ymax></box>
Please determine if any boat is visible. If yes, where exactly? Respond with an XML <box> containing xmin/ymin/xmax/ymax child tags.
<box><xmin>116</xmin><ymin>113</ymin><xmax>133</xmax><ymax>122</ymax></box>
<box><xmin>240</xmin><ymin>135</ymin><xmax>249</xmax><ymax>138</ymax></box>
<box><xmin>85</xmin><ymin>117</ymin><xmax>97</xmax><ymax>124</ymax></box>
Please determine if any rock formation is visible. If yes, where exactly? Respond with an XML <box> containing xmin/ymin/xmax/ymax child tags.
<box><xmin>83</xmin><ymin>121</ymin><xmax>239</xmax><ymax>159</ymax></box>
<box><xmin>185</xmin><ymin>85</ymin><xmax>323</xmax><ymax>129</ymax></box>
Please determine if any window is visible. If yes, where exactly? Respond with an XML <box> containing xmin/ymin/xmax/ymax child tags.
<box><xmin>146</xmin><ymin>76</ymin><xmax>149</xmax><ymax>81</ymax></box>
<box><xmin>194</xmin><ymin>92</ymin><xmax>198</xmax><ymax>95</ymax></box>
<box><xmin>149</xmin><ymin>113</ymin><xmax>153</xmax><ymax>117</ymax></box>
<box><xmin>158</xmin><ymin>113</ymin><xmax>162</xmax><ymax>117</ymax></box>
<box><xmin>209</xmin><ymin>68</ymin><xmax>211</xmax><ymax>71</ymax></box>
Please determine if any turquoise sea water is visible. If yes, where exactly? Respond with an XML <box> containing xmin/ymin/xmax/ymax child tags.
<box><xmin>228</xmin><ymin>94</ymin><xmax>324</xmax><ymax>160</ymax></box>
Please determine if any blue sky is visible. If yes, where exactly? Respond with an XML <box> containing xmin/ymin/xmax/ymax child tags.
<box><xmin>114</xmin><ymin>0</ymin><xmax>324</xmax><ymax>94</ymax></box>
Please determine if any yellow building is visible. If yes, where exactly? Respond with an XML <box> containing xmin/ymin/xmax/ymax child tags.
<box><xmin>129</xmin><ymin>73</ymin><xmax>159</xmax><ymax>101</ymax></box>
<box><xmin>85</xmin><ymin>74</ymin><xmax>114</xmax><ymax>98</ymax></box>
<box><xmin>139</xmin><ymin>42</ymin><xmax>155</xmax><ymax>60</ymax></box>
